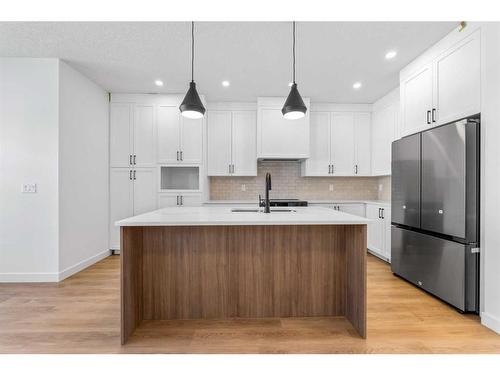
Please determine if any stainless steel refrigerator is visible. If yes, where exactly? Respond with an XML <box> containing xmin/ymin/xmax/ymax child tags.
<box><xmin>391</xmin><ymin>117</ymin><xmax>480</xmax><ymax>313</ymax></box>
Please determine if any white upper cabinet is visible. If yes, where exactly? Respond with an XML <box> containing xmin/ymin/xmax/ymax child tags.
<box><xmin>401</xmin><ymin>63</ymin><xmax>434</xmax><ymax>136</ymax></box>
<box><xmin>231</xmin><ymin>111</ymin><xmax>257</xmax><ymax>176</ymax></box>
<box><xmin>302</xmin><ymin>111</ymin><xmax>331</xmax><ymax>176</ymax></box>
<box><xmin>354</xmin><ymin>112</ymin><xmax>371</xmax><ymax>176</ymax></box>
<box><xmin>331</xmin><ymin>112</ymin><xmax>355</xmax><ymax>176</ymax></box>
<box><xmin>180</xmin><ymin>116</ymin><xmax>203</xmax><ymax>164</ymax></box>
<box><xmin>110</xmin><ymin>103</ymin><xmax>156</xmax><ymax>168</ymax></box>
<box><xmin>157</xmin><ymin>105</ymin><xmax>203</xmax><ymax>164</ymax></box>
<box><xmin>207</xmin><ymin>106</ymin><xmax>257</xmax><ymax>176</ymax></box>
<box><xmin>372</xmin><ymin>88</ymin><xmax>399</xmax><ymax>176</ymax></box>
<box><xmin>257</xmin><ymin>97</ymin><xmax>310</xmax><ymax>159</ymax></box>
<box><xmin>207</xmin><ymin>110</ymin><xmax>232</xmax><ymax>175</ymax></box>
<box><xmin>400</xmin><ymin>27</ymin><xmax>481</xmax><ymax>136</ymax></box>
<box><xmin>157</xmin><ymin>105</ymin><xmax>181</xmax><ymax>164</ymax></box>
<box><xmin>434</xmin><ymin>30</ymin><xmax>480</xmax><ymax>125</ymax></box>
<box><xmin>302</xmin><ymin>110</ymin><xmax>371</xmax><ymax>177</ymax></box>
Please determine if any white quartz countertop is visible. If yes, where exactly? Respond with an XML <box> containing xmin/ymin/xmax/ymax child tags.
<box><xmin>116</xmin><ymin>206</ymin><xmax>371</xmax><ymax>227</ymax></box>
<box><xmin>203</xmin><ymin>199</ymin><xmax>391</xmax><ymax>206</ymax></box>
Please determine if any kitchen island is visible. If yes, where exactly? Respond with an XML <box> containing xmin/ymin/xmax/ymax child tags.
<box><xmin>116</xmin><ymin>206</ymin><xmax>369</xmax><ymax>344</ymax></box>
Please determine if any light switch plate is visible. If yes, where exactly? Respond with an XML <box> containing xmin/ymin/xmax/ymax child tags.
<box><xmin>329</xmin><ymin>184</ymin><xmax>334</xmax><ymax>191</ymax></box>
<box><xmin>378</xmin><ymin>184</ymin><xmax>383</xmax><ymax>192</ymax></box>
<box><xmin>241</xmin><ymin>184</ymin><xmax>246</xmax><ymax>192</ymax></box>
<box><xmin>21</xmin><ymin>183</ymin><xmax>37</xmax><ymax>193</ymax></box>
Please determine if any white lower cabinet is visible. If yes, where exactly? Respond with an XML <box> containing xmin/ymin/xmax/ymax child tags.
<box><xmin>158</xmin><ymin>192</ymin><xmax>203</xmax><ymax>208</ymax></box>
<box><xmin>109</xmin><ymin>167</ymin><xmax>157</xmax><ymax>250</ymax></box>
<box><xmin>366</xmin><ymin>203</ymin><xmax>391</xmax><ymax>262</ymax></box>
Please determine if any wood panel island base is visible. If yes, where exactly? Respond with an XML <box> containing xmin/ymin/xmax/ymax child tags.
<box><xmin>118</xmin><ymin>207</ymin><xmax>368</xmax><ymax>345</ymax></box>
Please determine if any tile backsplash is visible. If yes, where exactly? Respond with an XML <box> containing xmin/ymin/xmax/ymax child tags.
<box><xmin>210</xmin><ymin>161</ymin><xmax>391</xmax><ymax>201</ymax></box>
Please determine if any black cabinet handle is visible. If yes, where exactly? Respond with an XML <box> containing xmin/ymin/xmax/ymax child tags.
<box><xmin>133</xmin><ymin>154</ymin><xmax>136</xmax><ymax>165</ymax></box>
<box><xmin>355</xmin><ymin>164</ymin><xmax>358</xmax><ymax>174</ymax></box>
<box><xmin>180</xmin><ymin>151</ymin><xmax>183</xmax><ymax>161</ymax></box>
<box><xmin>176</xmin><ymin>151</ymin><xmax>179</xmax><ymax>161</ymax></box>
<box><xmin>432</xmin><ymin>108</ymin><xmax>436</xmax><ymax>123</ymax></box>
<box><xmin>378</xmin><ymin>208</ymin><xmax>382</xmax><ymax>218</ymax></box>
<box><xmin>426</xmin><ymin>110</ymin><xmax>431</xmax><ymax>125</ymax></box>
<box><xmin>133</xmin><ymin>170</ymin><xmax>136</xmax><ymax>180</ymax></box>
<box><xmin>129</xmin><ymin>170</ymin><xmax>132</xmax><ymax>180</ymax></box>
<box><xmin>381</xmin><ymin>208</ymin><xmax>384</xmax><ymax>219</ymax></box>
<box><xmin>129</xmin><ymin>155</ymin><xmax>132</xmax><ymax>165</ymax></box>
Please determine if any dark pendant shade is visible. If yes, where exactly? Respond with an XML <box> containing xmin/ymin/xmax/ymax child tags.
<box><xmin>282</xmin><ymin>83</ymin><xmax>307</xmax><ymax>119</ymax></box>
<box><xmin>179</xmin><ymin>81</ymin><xmax>205</xmax><ymax>119</ymax></box>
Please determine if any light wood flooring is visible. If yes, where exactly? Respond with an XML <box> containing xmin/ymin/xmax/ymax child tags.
<box><xmin>0</xmin><ymin>254</ymin><xmax>499</xmax><ymax>353</ymax></box>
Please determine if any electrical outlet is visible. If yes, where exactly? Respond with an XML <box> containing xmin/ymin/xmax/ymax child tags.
<box><xmin>378</xmin><ymin>184</ymin><xmax>383</xmax><ymax>192</ymax></box>
<box><xmin>241</xmin><ymin>184</ymin><xmax>246</xmax><ymax>192</ymax></box>
<box><xmin>329</xmin><ymin>184</ymin><xmax>334</xmax><ymax>191</ymax></box>
<box><xmin>21</xmin><ymin>183</ymin><xmax>37</xmax><ymax>193</ymax></box>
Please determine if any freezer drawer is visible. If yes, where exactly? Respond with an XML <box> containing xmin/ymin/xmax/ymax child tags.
<box><xmin>391</xmin><ymin>133</ymin><xmax>421</xmax><ymax>228</ymax></box>
<box><xmin>391</xmin><ymin>226</ymin><xmax>478</xmax><ymax>312</ymax></box>
<box><xmin>421</xmin><ymin>120</ymin><xmax>478</xmax><ymax>241</ymax></box>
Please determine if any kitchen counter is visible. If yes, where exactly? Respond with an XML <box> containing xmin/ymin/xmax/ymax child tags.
<box><xmin>204</xmin><ymin>199</ymin><xmax>390</xmax><ymax>206</ymax></box>
<box><xmin>116</xmin><ymin>206</ymin><xmax>371</xmax><ymax>227</ymax></box>
<box><xmin>119</xmin><ymin>206</ymin><xmax>368</xmax><ymax>344</ymax></box>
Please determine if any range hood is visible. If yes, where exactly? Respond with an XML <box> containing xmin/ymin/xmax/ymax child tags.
<box><xmin>257</xmin><ymin>97</ymin><xmax>311</xmax><ymax>160</ymax></box>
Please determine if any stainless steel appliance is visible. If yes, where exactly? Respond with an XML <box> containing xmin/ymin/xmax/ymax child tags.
<box><xmin>391</xmin><ymin>117</ymin><xmax>480</xmax><ymax>313</ymax></box>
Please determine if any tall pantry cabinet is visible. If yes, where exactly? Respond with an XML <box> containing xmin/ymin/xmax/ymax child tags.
<box><xmin>109</xmin><ymin>102</ymin><xmax>157</xmax><ymax>249</ymax></box>
<box><xmin>109</xmin><ymin>94</ymin><xmax>206</xmax><ymax>250</ymax></box>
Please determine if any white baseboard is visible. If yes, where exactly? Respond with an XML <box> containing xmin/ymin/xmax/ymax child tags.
<box><xmin>0</xmin><ymin>272</ymin><xmax>59</xmax><ymax>283</ymax></box>
<box><xmin>0</xmin><ymin>250</ymin><xmax>112</xmax><ymax>283</ymax></box>
<box><xmin>481</xmin><ymin>312</ymin><xmax>500</xmax><ymax>334</ymax></box>
<box><xmin>58</xmin><ymin>249</ymin><xmax>112</xmax><ymax>281</ymax></box>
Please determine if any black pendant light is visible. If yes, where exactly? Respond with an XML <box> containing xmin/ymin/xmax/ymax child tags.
<box><xmin>282</xmin><ymin>21</ymin><xmax>307</xmax><ymax>120</ymax></box>
<box><xmin>180</xmin><ymin>21</ymin><xmax>205</xmax><ymax>119</ymax></box>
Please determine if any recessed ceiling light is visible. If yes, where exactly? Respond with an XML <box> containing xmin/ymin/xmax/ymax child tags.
<box><xmin>353</xmin><ymin>82</ymin><xmax>362</xmax><ymax>89</ymax></box>
<box><xmin>222</xmin><ymin>80</ymin><xmax>230</xmax><ymax>87</ymax></box>
<box><xmin>154</xmin><ymin>80</ymin><xmax>163</xmax><ymax>87</ymax></box>
<box><xmin>385</xmin><ymin>50</ymin><xmax>397</xmax><ymax>60</ymax></box>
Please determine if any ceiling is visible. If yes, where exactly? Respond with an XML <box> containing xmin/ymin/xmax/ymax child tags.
<box><xmin>0</xmin><ymin>22</ymin><xmax>457</xmax><ymax>103</ymax></box>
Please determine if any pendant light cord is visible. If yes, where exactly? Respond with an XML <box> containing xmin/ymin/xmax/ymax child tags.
<box><xmin>191</xmin><ymin>21</ymin><xmax>195</xmax><ymax>83</ymax></box>
<box><xmin>292</xmin><ymin>21</ymin><xmax>296</xmax><ymax>84</ymax></box>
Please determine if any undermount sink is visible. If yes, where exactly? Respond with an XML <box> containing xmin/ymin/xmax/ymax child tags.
<box><xmin>230</xmin><ymin>208</ymin><xmax>296</xmax><ymax>213</ymax></box>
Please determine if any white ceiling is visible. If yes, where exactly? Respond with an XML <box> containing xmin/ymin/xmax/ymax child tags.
<box><xmin>0</xmin><ymin>22</ymin><xmax>456</xmax><ymax>103</ymax></box>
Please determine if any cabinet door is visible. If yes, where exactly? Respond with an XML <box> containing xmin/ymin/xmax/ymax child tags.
<box><xmin>232</xmin><ymin>111</ymin><xmax>257</xmax><ymax>176</ymax></box>
<box><xmin>331</xmin><ymin>112</ymin><xmax>355</xmax><ymax>176</ymax></box>
<box><xmin>180</xmin><ymin>116</ymin><xmax>203</xmax><ymax>164</ymax></box>
<box><xmin>157</xmin><ymin>105</ymin><xmax>181</xmax><ymax>163</ymax></box>
<box><xmin>303</xmin><ymin>112</ymin><xmax>331</xmax><ymax>176</ymax></box>
<box><xmin>366</xmin><ymin>204</ymin><xmax>383</xmax><ymax>256</ymax></box>
<box><xmin>109</xmin><ymin>168</ymin><xmax>133</xmax><ymax>249</ymax></box>
<box><xmin>207</xmin><ymin>111</ymin><xmax>232</xmax><ymax>176</ymax></box>
<box><xmin>434</xmin><ymin>30</ymin><xmax>480</xmax><ymax>125</ymax></box>
<box><xmin>354</xmin><ymin>112</ymin><xmax>371</xmax><ymax>176</ymax></box>
<box><xmin>401</xmin><ymin>64</ymin><xmax>433</xmax><ymax>136</ymax></box>
<box><xmin>158</xmin><ymin>193</ymin><xmax>179</xmax><ymax>208</ymax></box>
<box><xmin>110</xmin><ymin>103</ymin><xmax>133</xmax><ymax>167</ymax></box>
<box><xmin>372</xmin><ymin>103</ymin><xmax>397</xmax><ymax>175</ymax></box>
<box><xmin>258</xmin><ymin>108</ymin><xmax>309</xmax><ymax>158</ymax></box>
<box><xmin>133</xmin><ymin>105</ymin><xmax>156</xmax><ymax>167</ymax></box>
<box><xmin>133</xmin><ymin>168</ymin><xmax>157</xmax><ymax>215</ymax></box>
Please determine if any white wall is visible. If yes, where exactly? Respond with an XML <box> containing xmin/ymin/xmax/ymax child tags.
<box><xmin>480</xmin><ymin>22</ymin><xmax>500</xmax><ymax>334</ymax></box>
<box><xmin>0</xmin><ymin>58</ymin><xmax>60</xmax><ymax>281</ymax></box>
<box><xmin>58</xmin><ymin>61</ymin><xmax>110</xmax><ymax>279</ymax></box>
<box><xmin>0</xmin><ymin>58</ymin><xmax>110</xmax><ymax>282</ymax></box>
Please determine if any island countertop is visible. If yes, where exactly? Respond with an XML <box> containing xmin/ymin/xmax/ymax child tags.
<box><xmin>116</xmin><ymin>206</ymin><xmax>371</xmax><ymax>227</ymax></box>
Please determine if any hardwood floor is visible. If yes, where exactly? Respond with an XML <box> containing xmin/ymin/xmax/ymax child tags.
<box><xmin>0</xmin><ymin>254</ymin><xmax>498</xmax><ymax>353</ymax></box>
